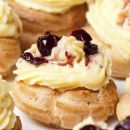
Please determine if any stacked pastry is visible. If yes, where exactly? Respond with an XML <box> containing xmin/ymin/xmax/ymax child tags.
<box><xmin>86</xmin><ymin>0</ymin><xmax>130</xmax><ymax>78</ymax></box>
<box><xmin>0</xmin><ymin>1</ymin><xmax>22</xmax><ymax>77</ymax></box>
<box><xmin>12</xmin><ymin>29</ymin><xmax>118</xmax><ymax>129</ymax></box>
<box><xmin>0</xmin><ymin>76</ymin><xmax>22</xmax><ymax>130</ymax></box>
<box><xmin>9</xmin><ymin>0</ymin><xmax>87</xmax><ymax>49</ymax></box>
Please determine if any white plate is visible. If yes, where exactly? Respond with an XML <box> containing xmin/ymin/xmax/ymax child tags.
<box><xmin>14</xmin><ymin>79</ymin><xmax>126</xmax><ymax>130</ymax></box>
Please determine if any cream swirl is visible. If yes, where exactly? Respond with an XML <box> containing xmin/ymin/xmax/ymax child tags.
<box><xmin>50</xmin><ymin>36</ymin><xmax>85</xmax><ymax>64</ymax></box>
<box><xmin>15</xmin><ymin>0</ymin><xmax>86</xmax><ymax>13</ymax></box>
<box><xmin>14</xmin><ymin>36</ymin><xmax>111</xmax><ymax>91</ymax></box>
<box><xmin>87</xmin><ymin>0</ymin><xmax>130</xmax><ymax>60</ymax></box>
<box><xmin>0</xmin><ymin>0</ymin><xmax>22</xmax><ymax>38</ymax></box>
<box><xmin>0</xmin><ymin>77</ymin><xmax>16</xmax><ymax>130</ymax></box>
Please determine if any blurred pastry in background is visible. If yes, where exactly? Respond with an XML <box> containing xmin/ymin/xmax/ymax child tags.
<box><xmin>116</xmin><ymin>92</ymin><xmax>130</xmax><ymax>121</ymax></box>
<box><xmin>12</xmin><ymin>29</ymin><xmax>118</xmax><ymax>129</ymax></box>
<box><xmin>86</xmin><ymin>0</ymin><xmax>130</xmax><ymax>78</ymax></box>
<box><xmin>9</xmin><ymin>0</ymin><xmax>87</xmax><ymax>49</ymax></box>
<box><xmin>0</xmin><ymin>0</ymin><xmax>22</xmax><ymax>77</ymax></box>
<box><xmin>0</xmin><ymin>76</ymin><xmax>22</xmax><ymax>130</ymax></box>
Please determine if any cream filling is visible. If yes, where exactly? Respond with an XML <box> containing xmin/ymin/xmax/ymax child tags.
<box><xmin>87</xmin><ymin>0</ymin><xmax>130</xmax><ymax>61</ymax></box>
<box><xmin>73</xmin><ymin>117</ymin><xmax>108</xmax><ymax>130</ymax></box>
<box><xmin>15</xmin><ymin>0</ymin><xmax>86</xmax><ymax>13</ymax></box>
<box><xmin>14</xmin><ymin>36</ymin><xmax>111</xmax><ymax>91</ymax></box>
<box><xmin>0</xmin><ymin>1</ymin><xmax>22</xmax><ymax>38</ymax></box>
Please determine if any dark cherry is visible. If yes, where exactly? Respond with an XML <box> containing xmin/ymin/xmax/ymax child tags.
<box><xmin>21</xmin><ymin>52</ymin><xmax>48</xmax><ymax>65</ymax></box>
<box><xmin>32</xmin><ymin>57</ymin><xmax>48</xmax><ymax>65</ymax></box>
<box><xmin>84</xmin><ymin>44</ymin><xmax>98</xmax><ymax>55</ymax></box>
<box><xmin>115</xmin><ymin>124</ymin><xmax>126</xmax><ymax>130</ymax></box>
<box><xmin>71</xmin><ymin>29</ymin><xmax>92</xmax><ymax>43</ymax></box>
<box><xmin>80</xmin><ymin>125</ymin><xmax>103</xmax><ymax>130</ymax></box>
<box><xmin>115</xmin><ymin>117</ymin><xmax>130</xmax><ymax>130</ymax></box>
<box><xmin>21</xmin><ymin>52</ymin><xmax>34</xmax><ymax>63</ymax></box>
<box><xmin>126</xmin><ymin>117</ymin><xmax>130</xmax><ymax>120</ymax></box>
<box><xmin>37</xmin><ymin>32</ymin><xmax>60</xmax><ymax>56</ymax></box>
<box><xmin>71</xmin><ymin>29</ymin><xmax>98</xmax><ymax>56</ymax></box>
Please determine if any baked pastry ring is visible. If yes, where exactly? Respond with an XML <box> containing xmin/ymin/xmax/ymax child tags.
<box><xmin>86</xmin><ymin>0</ymin><xmax>130</xmax><ymax>78</ymax></box>
<box><xmin>9</xmin><ymin>0</ymin><xmax>87</xmax><ymax>49</ymax></box>
<box><xmin>12</xmin><ymin>80</ymin><xmax>118</xmax><ymax>129</ymax></box>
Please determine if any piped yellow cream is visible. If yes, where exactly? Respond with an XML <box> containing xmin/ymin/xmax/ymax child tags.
<box><xmin>15</xmin><ymin>0</ymin><xmax>86</xmax><ymax>13</ymax></box>
<box><xmin>0</xmin><ymin>76</ymin><xmax>16</xmax><ymax>130</ymax></box>
<box><xmin>0</xmin><ymin>0</ymin><xmax>22</xmax><ymax>38</ymax></box>
<box><xmin>14</xmin><ymin>36</ymin><xmax>111</xmax><ymax>91</ymax></box>
<box><xmin>87</xmin><ymin>0</ymin><xmax>130</xmax><ymax>60</ymax></box>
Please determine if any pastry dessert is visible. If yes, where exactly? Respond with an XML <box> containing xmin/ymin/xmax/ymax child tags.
<box><xmin>86</xmin><ymin>0</ymin><xmax>130</xmax><ymax>78</ymax></box>
<box><xmin>12</xmin><ymin>29</ymin><xmax>118</xmax><ymax>129</ymax></box>
<box><xmin>0</xmin><ymin>1</ymin><xmax>22</xmax><ymax>77</ymax></box>
<box><xmin>0</xmin><ymin>76</ymin><xmax>22</xmax><ymax>130</ymax></box>
<box><xmin>9</xmin><ymin>0</ymin><xmax>87</xmax><ymax>49</ymax></box>
<box><xmin>73</xmin><ymin>116</ymin><xmax>130</xmax><ymax>130</ymax></box>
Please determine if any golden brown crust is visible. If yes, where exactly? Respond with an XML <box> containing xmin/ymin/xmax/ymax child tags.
<box><xmin>9</xmin><ymin>0</ymin><xmax>87</xmax><ymax>49</ymax></box>
<box><xmin>11</xmin><ymin>80</ymin><xmax>118</xmax><ymax>129</ymax></box>
<box><xmin>12</xmin><ymin>117</ymin><xmax>22</xmax><ymax>130</ymax></box>
<box><xmin>0</xmin><ymin>38</ymin><xmax>21</xmax><ymax>77</ymax></box>
<box><xmin>83</xmin><ymin>24</ymin><xmax>130</xmax><ymax>79</ymax></box>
